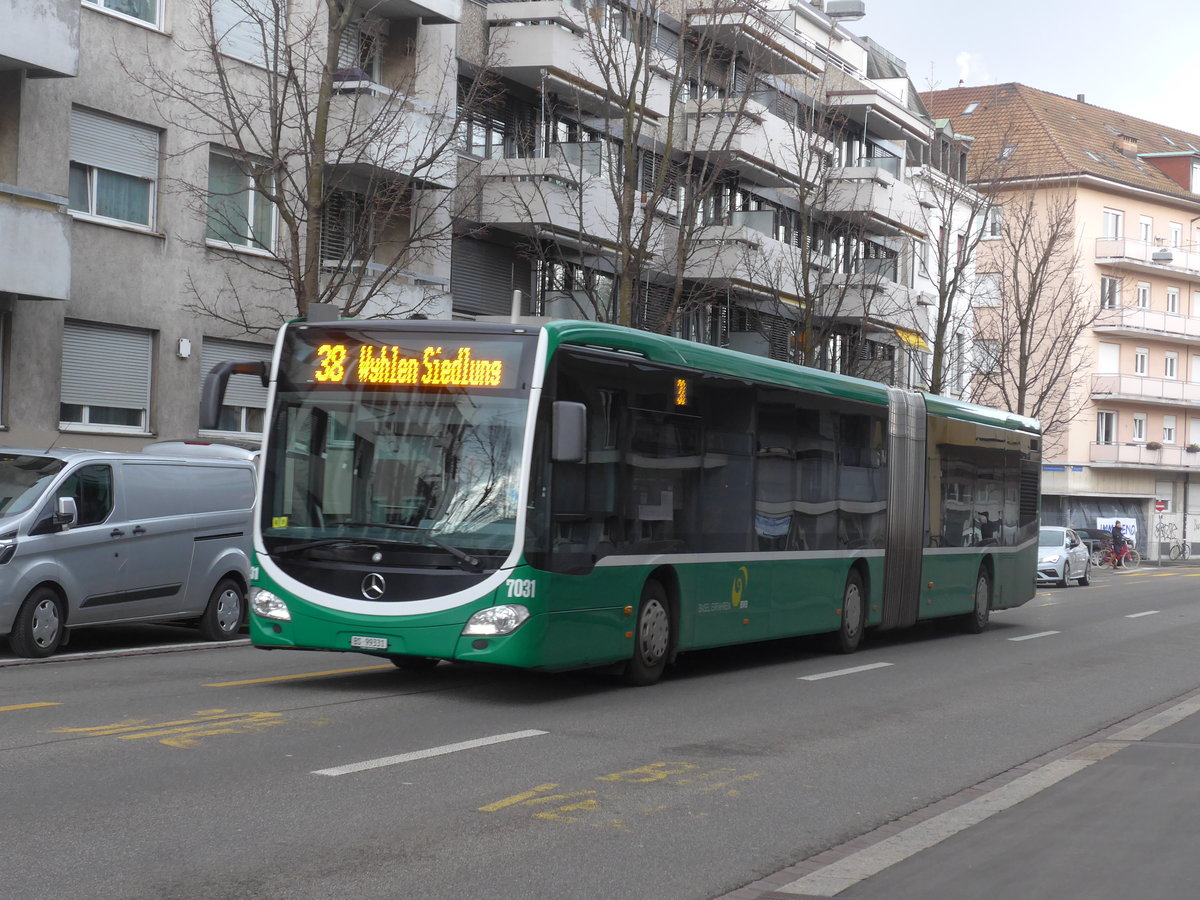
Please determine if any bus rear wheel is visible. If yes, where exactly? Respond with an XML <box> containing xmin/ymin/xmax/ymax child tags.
<box><xmin>831</xmin><ymin>570</ymin><xmax>865</xmax><ymax>654</ymax></box>
<box><xmin>959</xmin><ymin>567</ymin><xmax>991</xmax><ymax>634</ymax></box>
<box><xmin>623</xmin><ymin>580</ymin><xmax>671</xmax><ymax>686</ymax></box>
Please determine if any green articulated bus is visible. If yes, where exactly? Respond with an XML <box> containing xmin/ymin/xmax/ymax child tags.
<box><xmin>204</xmin><ymin>317</ymin><xmax>1041</xmax><ymax>685</ymax></box>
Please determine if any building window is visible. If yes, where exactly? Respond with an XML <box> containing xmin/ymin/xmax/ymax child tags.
<box><xmin>974</xmin><ymin>272</ymin><xmax>1001</xmax><ymax>307</ymax></box>
<box><xmin>1097</xmin><ymin>410</ymin><xmax>1117</xmax><ymax>444</ymax></box>
<box><xmin>199</xmin><ymin>339</ymin><xmax>272</xmax><ymax>435</ymax></box>
<box><xmin>1139</xmin><ymin>215</ymin><xmax>1153</xmax><ymax>244</ymax></box>
<box><xmin>213</xmin><ymin>0</ymin><xmax>279</xmax><ymax>67</ymax></box>
<box><xmin>1165</xmin><ymin>352</ymin><xmax>1178</xmax><ymax>380</ymax></box>
<box><xmin>1136</xmin><ymin>282</ymin><xmax>1150</xmax><ymax>309</ymax></box>
<box><xmin>997</xmin><ymin>144</ymin><xmax>1016</xmax><ymax>161</ymax></box>
<box><xmin>975</xmin><ymin>339</ymin><xmax>999</xmax><ymax>373</ymax></box>
<box><xmin>983</xmin><ymin>205</ymin><xmax>1002</xmax><ymax>239</ymax></box>
<box><xmin>83</xmin><ymin>0</ymin><xmax>159</xmax><ymax>27</ymax></box>
<box><xmin>1164</xmin><ymin>415</ymin><xmax>1177</xmax><ymax>444</ymax></box>
<box><xmin>60</xmin><ymin>321</ymin><xmax>152</xmax><ymax>432</ymax></box>
<box><xmin>1132</xmin><ymin>413</ymin><xmax>1147</xmax><ymax>442</ymax></box>
<box><xmin>1102</xmin><ymin>208</ymin><xmax>1124</xmax><ymax>239</ymax></box>
<box><xmin>206</xmin><ymin>149</ymin><xmax>275</xmax><ymax>251</ymax></box>
<box><xmin>1167</xmin><ymin>287</ymin><xmax>1180</xmax><ymax>314</ymax></box>
<box><xmin>1100</xmin><ymin>276</ymin><xmax>1121</xmax><ymax>309</ymax></box>
<box><xmin>1135</xmin><ymin>347</ymin><xmax>1149</xmax><ymax>375</ymax></box>
<box><xmin>68</xmin><ymin>107</ymin><xmax>159</xmax><ymax>229</ymax></box>
<box><xmin>1170</xmin><ymin>222</ymin><xmax>1183</xmax><ymax>248</ymax></box>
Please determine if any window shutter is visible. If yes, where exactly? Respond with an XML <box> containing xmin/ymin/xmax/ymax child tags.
<box><xmin>451</xmin><ymin>238</ymin><xmax>531</xmax><ymax>317</ymax></box>
<box><xmin>213</xmin><ymin>0</ymin><xmax>276</xmax><ymax>67</ymax></box>
<box><xmin>200</xmin><ymin>339</ymin><xmax>272</xmax><ymax>409</ymax></box>
<box><xmin>62</xmin><ymin>321</ymin><xmax>152</xmax><ymax>411</ymax></box>
<box><xmin>69</xmin><ymin>107</ymin><xmax>159</xmax><ymax>180</ymax></box>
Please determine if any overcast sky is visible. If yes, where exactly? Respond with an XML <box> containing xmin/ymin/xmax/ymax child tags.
<box><xmin>854</xmin><ymin>1</ymin><xmax>1200</xmax><ymax>136</ymax></box>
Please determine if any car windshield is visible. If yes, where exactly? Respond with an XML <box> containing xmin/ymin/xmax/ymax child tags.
<box><xmin>1038</xmin><ymin>528</ymin><xmax>1066</xmax><ymax>547</ymax></box>
<box><xmin>0</xmin><ymin>454</ymin><xmax>66</xmax><ymax>517</ymax></box>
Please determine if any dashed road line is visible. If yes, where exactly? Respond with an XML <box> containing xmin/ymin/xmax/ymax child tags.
<box><xmin>799</xmin><ymin>662</ymin><xmax>894</xmax><ymax>682</ymax></box>
<box><xmin>1008</xmin><ymin>631</ymin><xmax>1060</xmax><ymax>642</ymax></box>
<box><xmin>0</xmin><ymin>702</ymin><xmax>62</xmax><ymax>712</ymax></box>
<box><xmin>1126</xmin><ymin>610</ymin><xmax>1160</xmax><ymax>618</ymax></box>
<box><xmin>312</xmin><ymin>729</ymin><xmax>549</xmax><ymax>777</ymax></box>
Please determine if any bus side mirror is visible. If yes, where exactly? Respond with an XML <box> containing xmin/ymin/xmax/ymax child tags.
<box><xmin>54</xmin><ymin>496</ymin><xmax>78</xmax><ymax>530</ymax></box>
<box><xmin>552</xmin><ymin>401</ymin><xmax>587</xmax><ymax>463</ymax></box>
<box><xmin>200</xmin><ymin>361</ymin><xmax>269</xmax><ymax>430</ymax></box>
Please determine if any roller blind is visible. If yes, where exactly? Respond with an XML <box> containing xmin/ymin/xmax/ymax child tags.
<box><xmin>61</xmin><ymin>321</ymin><xmax>152</xmax><ymax>410</ymax></box>
<box><xmin>69</xmin><ymin>107</ymin><xmax>159</xmax><ymax>180</ymax></box>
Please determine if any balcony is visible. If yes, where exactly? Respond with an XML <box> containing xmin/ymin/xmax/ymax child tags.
<box><xmin>821</xmin><ymin>166</ymin><xmax>926</xmax><ymax>237</ymax></box>
<box><xmin>820</xmin><ymin>271</ymin><xmax>919</xmax><ymax>333</ymax></box>
<box><xmin>323</xmin><ymin>261</ymin><xmax>451</xmax><ymax>318</ymax></box>
<box><xmin>825</xmin><ymin>85</ymin><xmax>932</xmax><ymax>149</ymax></box>
<box><xmin>370</xmin><ymin>0</ymin><xmax>460</xmax><ymax>23</ymax></box>
<box><xmin>1095</xmin><ymin>238</ymin><xmax>1200</xmax><ymax>283</ymax></box>
<box><xmin>679</xmin><ymin>218</ymin><xmax>808</xmax><ymax>300</ymax></box>
<box><xmin>1094</xmin><ymin>305</ymin><xmax>1200</xmax><ymax>341</ymax></box>
<box><xmin>487</xmin><ymin>3</ymin><xmax>672</xmax><ymax>119</ymax></box>
<box><xmin>685</xmin><ymin>3</ymin><xmax>825</xmax><ymax>75</ymax></box>
<box><xmin>675</xmin><ymin>100</ymin><xmax>822</xmax><ymax>188</ymax></box>
<box><xmin>1090</xmin><ymin>374</ymin><xmax>1200</xmax><ymax>405</ymax></box>
<box><xmin>1</xmin><ymin>0</ymin><xmax>78</xmax><ymax>77</ymax></box>
<box><xmin>476</xmin><ymin>151</ymin><xmax>625</xmax><ymax>246</ymax></box>
<box><xmin>1090</xmin><ymin>442</ymin><xmax>1200</xmax><ymax>469</ymax></box>
<box><xmin>0</xmin><ymin>184</ymin><xmax>71</xmax><ymax>301</ymax></box>
<box><xmin>326</xmin><ymin>84</ymin><xmax>455</xmax><ymax>187</ymax></box>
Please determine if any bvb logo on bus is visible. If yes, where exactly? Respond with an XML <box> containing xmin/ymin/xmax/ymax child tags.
<box><xmin>731</xmin><ymin>566</ymin><xmax>749</xmax><ymax>609</ymax></box>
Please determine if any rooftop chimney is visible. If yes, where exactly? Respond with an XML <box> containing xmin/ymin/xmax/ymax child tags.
<box><xmin>1118</xmin><ymin>133</ymin><xmax>1138</xmax><ymax>158</ymax></box>
<box><xmin>1077</xmin><ymin>94</ymin><xmax>1086</xmax><ymax>103</ymax></box>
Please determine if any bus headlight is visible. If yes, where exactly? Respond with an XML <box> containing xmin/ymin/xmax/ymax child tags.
<box><xmin>462</xmin><ymin>604</ymin><xmax>530</xmax><ymax>636</ymax></box>
<box><xmin>251</xmin><ymin>588</ymin><xmax>291</xmax><ymax>621</ymax></box>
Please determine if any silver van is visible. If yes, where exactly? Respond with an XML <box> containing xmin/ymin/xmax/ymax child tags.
<box><xmin>0</xmin><ymin>448</ymin><xmax>256</xmax><ymax>658</ymax></box>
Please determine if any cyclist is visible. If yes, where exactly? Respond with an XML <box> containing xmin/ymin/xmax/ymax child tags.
<box><xmin>1110</xmin><ymin>520</ymin><xmax>1129</xmax><ymax>567</ymax></box>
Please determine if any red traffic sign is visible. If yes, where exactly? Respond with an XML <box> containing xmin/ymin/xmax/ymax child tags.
<box><xmin>1155</xmin><ymin>499</ymin><xmax>1167</xmax><ymax>512</ymax></box>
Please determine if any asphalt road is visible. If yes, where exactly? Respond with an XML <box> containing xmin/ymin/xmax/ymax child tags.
<box><xmin>2</xmin><ymin>566</ymin><xmax>1198</xmax><ymax>899</ymax></box>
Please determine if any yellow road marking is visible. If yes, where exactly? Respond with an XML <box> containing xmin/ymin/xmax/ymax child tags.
<box><xmin>0</xmin><ymin>702</ymin><xmax>62</xmax><ymax>712</ymax></box>
<box><xmin>52</xmin><ymin>708</ymin><xmax>286</xmax><ymax>748</ymax></box>
<box><xmin>206</xmin><ymin>664</ymin><xmax>392</xmax><ymax>687</ymax></box>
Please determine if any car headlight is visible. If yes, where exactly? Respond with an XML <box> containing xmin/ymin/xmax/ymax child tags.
<box><xmin>462</xmin><ymin>604</ymin><xmax>530</xmax><ymax>636</ymax></box>
<box><xmin>250</xmin><ymin>588</ymin><xmax>291</xmax><ymax>621</ymax></box>
<box><xmin>0</xmin><ymin>530</ymin><xmax>17</xmax><ymax>565</ymax></box>
<box><xmin>1039</xmin><ymin>554</ymin><xmax>1062</xmax><ymax>564</ymax></box>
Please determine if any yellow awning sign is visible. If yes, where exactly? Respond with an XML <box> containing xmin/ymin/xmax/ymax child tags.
<box><xmin>895</xmin><ymin>328</ymin><xmax>930</xmax><ymax>351</ymax></box>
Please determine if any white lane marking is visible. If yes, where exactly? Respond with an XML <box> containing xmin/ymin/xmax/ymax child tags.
<box><xmin>312</xmin><ymin>729</ymin><xmax>548</xmax><ymax>777</ymax></box>
<box><xmin>1008</xmin><ymin>631</ymin><xmax>1060</xmax><ymax>642</ymax></box>
<box><xmin>778</xmin><ymin>692</ymin><xmax>1200</xmax><ymax>897</ymax></box>
<box><xmin>799</xmin><ymin>662</ymin><xmax>894</xmax><ymax>682</ymax></box>
<box><xmin>1126</xmin><ymin>610</ymin><xmax>1159</xmax><ymax>618</ymax></box>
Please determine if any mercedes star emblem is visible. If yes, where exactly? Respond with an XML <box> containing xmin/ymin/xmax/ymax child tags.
<box><xmin>361</xmin><ymin>572</ymin><xmax>386</xmax><ymax>600</ymax></box>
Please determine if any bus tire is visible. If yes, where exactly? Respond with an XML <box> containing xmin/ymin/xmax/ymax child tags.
<box><xmin>198</xmin><ymin>578</ymin><xmax>245</xmax><ymax>641</ymax></box>
<box><xmin>389</xmin><ymin>655</ymin><xmax>439</xmax><ymax>671</ymax></box>
<box><xmin>831</xmin><ymin>569</ymin><xmax>866</xmax><ymax>654</ymax></box>
<box><xmin>9</xmin><ymin>586</ymin><xmax>65</xmax><ymax>658</ymax></box>
<box><xmin>623</xmin><ymin>580</ymin><xmax>671</xmax><ymax>686</ymax></box>
<box><xmin>959</xmin><ymin>567</ymin><xmax>991</xmax><ymax>634</ymax></box>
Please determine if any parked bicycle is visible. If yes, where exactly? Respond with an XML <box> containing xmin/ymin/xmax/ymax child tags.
<box><xmin>1097</xmin><ymin>541</ymin><xmax>1141</xmax><ymax>570</ymax></box>
<box><xmin>1169</xmin><ymin>539</ymin><xmax>1192</xmax><ymax>561</ymax></box>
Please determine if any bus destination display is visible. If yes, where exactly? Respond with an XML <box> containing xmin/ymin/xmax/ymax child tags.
<box><xmin>294</xmin><ymin>332</ymin><xmax>526</xmax><ymax>390</ymax></box>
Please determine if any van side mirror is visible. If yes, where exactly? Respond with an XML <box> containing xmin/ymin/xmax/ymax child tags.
<box><xmin>54</xmin><ymin>496</ymin><xmax>78</xmax><ymax>530</ymax></box>
<box><xmin>552</xmin><ymin>401</ymin><xmax>587</xmax><ymax>463</ymax></box>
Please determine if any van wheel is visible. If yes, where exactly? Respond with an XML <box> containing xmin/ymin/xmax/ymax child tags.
<box><xmin>9</xmin><ymin>587</ymin><xmax>65</xmax><ymax>658</ymax></box>
<box><xmin>198</xmin><ymin>578</ymin><xmax>244</xmax><ymax>641</ymax></box>
<box><xmin>622</xmin><ymin>580</ymin><xmax>671</xmax><ymax>686</ymax></box>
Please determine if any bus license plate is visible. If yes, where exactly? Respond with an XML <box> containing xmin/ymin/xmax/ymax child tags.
<box><xmin>351</xmin><ymin>635</ymin><xmax>388</xmax><ymax>650</ymax></box>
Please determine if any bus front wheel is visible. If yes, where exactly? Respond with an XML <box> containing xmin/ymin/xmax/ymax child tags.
<box><xmin>959</xmin><ymin>567</ymin><xmax>992</xmax><ymax>634</ymax></box>
<box><xmin>623</xmin><ymin>580</ymin><xmax>671</xmax><ymax>686</ymax></box>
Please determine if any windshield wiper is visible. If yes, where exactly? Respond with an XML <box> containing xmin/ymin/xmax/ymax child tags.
<box><xmin>339</xmin><ymin>521</ymin><xmax>483</xmax><ymax>571</ymax></box>
<box><xmin>271</xmin><ymin>537</ymin><xmax>381</xmax><ymax>557</ymax></box>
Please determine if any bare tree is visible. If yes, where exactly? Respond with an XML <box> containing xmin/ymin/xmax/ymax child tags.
<box><xmin>124</xmin><ymin>0</ymin><xmax>494</xmax><ymax>329</ymax></box>
<box><xmin>971</xmin><ymin>184</ymin><xmax>1105</xmax><ymax>450</ymax></box>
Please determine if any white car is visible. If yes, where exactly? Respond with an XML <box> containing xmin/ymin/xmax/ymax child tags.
<box><xmin>1038</xmin><ymin>526</ymin><xmax>1092</xmax><ymax>586</ymax></box>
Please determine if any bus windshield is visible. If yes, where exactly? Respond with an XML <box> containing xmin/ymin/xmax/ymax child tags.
<box><xmin>261</xmin><ymin>327</ymin><xmax>535</xmax><ymax>566</ymax></box>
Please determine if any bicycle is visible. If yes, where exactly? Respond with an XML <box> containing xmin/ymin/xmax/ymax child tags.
<box><xmin>1169</xmin><ymin>540</ymin><xmax>1191</xmax><ymax>561</ymax></box>
<box><xmin>1097</xmin><ymin>543</ymin><xmax>1141</xmax><ymax>570</ymax></box>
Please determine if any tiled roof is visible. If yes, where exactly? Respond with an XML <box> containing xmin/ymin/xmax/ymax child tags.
<box><xmin>921</xmin><ymin>83</ymin><xmax>1200</xmax><ymax>202</ymax></box>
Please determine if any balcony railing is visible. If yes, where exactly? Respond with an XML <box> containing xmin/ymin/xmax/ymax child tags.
<box><xmin>1095</xmin><ymin>237</ymin><xmax>1200</xmax><ymax>280</ymax></box>
<box><xmin>1</xmin><ymin>0</ymin><xmax>78</xmax><ymax>76</ymax></box>
<box><xmin>1090</xmin><ymin>442</ymin><xmax>1200</xmax><ymax>468</ymax></box>
<box><xmin>1090</xmin><ymin>374</ymin><xmax>1200</xmax><ymax>403</ymax></box>
<box><xmin>1094</xmin><ymin>305</ymin><xmax>1200</xmax><ymax>338</ymax></box>
<box><xmin>0</xmin><ymin>183</ymin><xmax>71</xmax><ymax>301</ymax></box>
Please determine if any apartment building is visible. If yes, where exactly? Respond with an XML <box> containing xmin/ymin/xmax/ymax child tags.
<box><xmin>1</xmin><ymin>0</ymin><xmax>966</xmax><ymax>454</ymax></box>
<box><xmin>925</xmin><ymin>83</ymin><xmax>1200</xmax><ymax>558</ymax></box>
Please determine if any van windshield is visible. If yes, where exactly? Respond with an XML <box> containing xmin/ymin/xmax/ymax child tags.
<box><xmin>0</xmin><ymin>455</ymin><xmax>66</xmax><ymax>516</ymax></box>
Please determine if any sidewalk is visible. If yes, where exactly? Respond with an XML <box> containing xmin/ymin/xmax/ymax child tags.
<box><xmin>722</xmin><ymin>687</ymin><xmax>1200</xmax><ymax>899</ymax></box>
